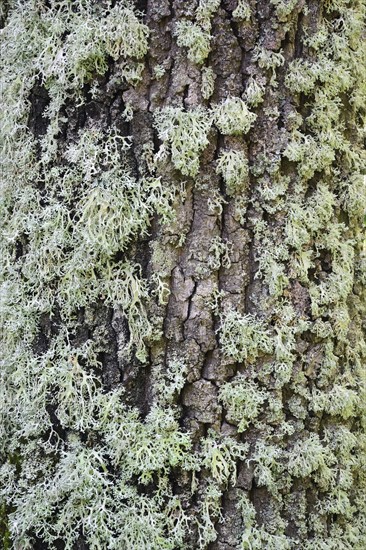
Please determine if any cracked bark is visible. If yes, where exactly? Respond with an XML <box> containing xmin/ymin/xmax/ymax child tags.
<box><xmin>21</xmin><ymin>0</ymin><xmax>365</xmax><ymax>548</ymax></box>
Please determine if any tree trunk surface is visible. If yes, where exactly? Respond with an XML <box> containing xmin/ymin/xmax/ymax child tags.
<box><xmin>1</xmin><ymin>1</ymin><xmax>365</xmax><ymax>549</ymax></box>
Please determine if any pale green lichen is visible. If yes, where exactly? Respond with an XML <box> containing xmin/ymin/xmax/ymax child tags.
<box><xmin>197</xmin><ymin>485</ymin><xmax>222</xmax><ymax>548</ymax></box>
<box><xmin>252</xmin><ymin>46</ymin><xmax>285</xmax><ymax>85</ymax></box>
<box><xmin>153</xmin><ymin>63</ymin><xmax>166</xmax><ymax>79</ymax></box>
<box><xmin>1</xmin><ymin>0</ymin><xmax>366</xmax><ymax>548</ymax></box>
<box><xmin>270</xmin><ymin>0</ymin><xmax>301</xmax><ymax>21</ymax></box>
<box><xmin>154</xmin><ymin>106</ymin><xmax>213</xmax><ymax>176</ymax></box>
<box><xmin>219</xmin><ymin>377</ymin><xmax>269</xmax><ymax>432</ymax></box>
<box><xmin>153</xmin><ymin>359</ymin><xmax>187</xmax><ymax>406</ymax></box>
<box><xmin>174</xmin><ymin>1</ymin><xmax>219</xmax><ymax>65</ymax></box>
<box><xmin>216</xmin><ymin>150</ymin><xmax>249</xmax><ymax>195</ymax></box>
<box><xmin>196</xmin><ymin>0</ymin><xmax>221</xmax><ymax>29</ymax></box>
<box><xmin>233</xmin><ymin>0</ymin><xmax>251</xmax><ymax>21</ymax></box>
<box><xmin>219</xmin><ymin>310</ymin><xmax>273</xmax><ymax>363</ymax></box>
<box><xmin>213</xmin><ymin>97</ymin><xmax>256</xmax><ymax>135</ymax></box>
<box><xmin>287</xmin><ymin>434</ymin><xmax>336</xmax><ymax>488</ymax></box>
<box><xmin>244</xmin><ymin>76</ymin><xmax>266</xmax><ymax>106</ymax></box>
<box><xmin>201</xmin><ymin>66</ymin><xmax>216</xmax><ymax>99</ymax></box>
<box><xmin>208</xmin><ymin>236</ymin><xmax>232</xmax><ymax>270</ymax></box>
<box><xmin>174</xmin><ymin>20</ymin><xmax>211</xmax><ymax>65</ymax></box>
<box><xmin>200</xmin><ymin>430</ymin><xmax>248</xmax><ymax>486</ymax></box>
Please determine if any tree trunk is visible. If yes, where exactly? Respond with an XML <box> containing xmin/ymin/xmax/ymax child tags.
<box><xmin>1</xmin><ymin>0</ymin><xmax>365</xmax><ymax>549</ymax></box>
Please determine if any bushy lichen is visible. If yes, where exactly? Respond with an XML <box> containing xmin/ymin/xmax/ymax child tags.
<box><xmin>213</xmin><ymin>97</ymin><xmax>256</xmax><ymax>135</ymax></box>
<box><xmin>252</xmin><ymin>46</ymin><xmax>285</xmax><ymax>85</ymax></box>
<box><xmin>201</xmin><ymin>429</ymin><xmax>248</xmax><ymax>486</ymax></box>
<box><xmin>219</xmin><ymin>377</ymin><xmax>269</xmax><ymax>431</ymax></box>
<box><xmin>174</xmin><ymin>0</ymin><xmax>219</xmax><ymax>65</ymax></box>
<box><xmin>201</xmin><ymin>66</ymin><xmax>216</xmax><ymax>99</ymax></box>
<box><xmin>270</xmin><ymin>0</ymin><xmax>301</xmax><ymax>21</ymax></box>
<box><xmin>154</xmin><ymin>106</ymin><xmax>213</xmax><ymax>176</ymax></box>
<box><xmin>1</xmin><ymin>0</ymin><xmax>365</xmax><ymax>548</ymax></box>
<box><xmin>216</xmin><ymin>150</ymin><xmax>249</xmax><ymax>196</ymax></box>
<box><xmin>174</xmin><ymin>20</ymin><xmax>211</xmax><ymax>65</ymax></box>
<box><xmin>233</xmin><ymin>0</ymin><xmax>251</xmax><ymax>21</ymax></box>
<box><xmin>219</xmin><ymin>310</ymin><xmax>273</xmax><ymax>363</ymax></box>
<box><xmin>244</xmin><ymin>76</ymin><xmax>266</xmax><ymax>106</ymax></box>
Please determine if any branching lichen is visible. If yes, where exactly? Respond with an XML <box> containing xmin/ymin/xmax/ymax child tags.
<box><xmin>1</xmin><ymin>0</ymin><xmax>365</xmax><ymax>548</ymax></box>
<box><xmin>213</xmin><ymin>97</ymin><xmax>256</xmax><ymax>135</ymax></box>
<box><xmin>154</xmin><ymin>106</ymin><xmax>213</xmax><ymax>176</ymax></box>
<box><xmin>216</xmin><ymin>150</ymin><xmax>249</xmax><ymax>196</ymax></box>
<box><xmin>174</xmin><ymin>20</ymin><xmax>211</xmax><ymax>65</ymax></box>
<box><xmin>219</xmin><ymin>310</ymin><xmax>273</xmax><ymax>363</ymax></box>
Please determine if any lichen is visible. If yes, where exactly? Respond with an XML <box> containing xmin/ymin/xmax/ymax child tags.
<box><xmin>201</xmin><ymin>66</ymin><xmax>216</xmax><ymax>99</ymax></box>
<box><xmin>154</xmin><ymin>106</ymin><xmax>213</xmax><ymax>176</ymax></box>
<box><xmin>219</xmin><ymin>310</ymin><xmax>273</xmax><ymax>363</ymax></box>
<box><xmin>216</xmin><ymin>150</ymin><xmax>249</xmax><ymax>196</ymax></box>
<box><xmin>219</xmin><ymin>377</ymin><xmax>269</xmax><ymax>432</ymax></box>
<box><xmin>213</xmin><ymin>97</ymin><xmax>256</xmax><ymax>135</ymax></box>
<box><xmin>174</xmin><ymin>20</ymin><xmax>211</xmax><ymax>65</ymax></box>
<box><xmin>1</xmin><ymin>0</ymin><xmax>365</xmax><ymax>548</ymax></box>
<box><xmin>233</xmin><ymin>0</ymin><xmax>251</xmax><ymax>21</ymax></box>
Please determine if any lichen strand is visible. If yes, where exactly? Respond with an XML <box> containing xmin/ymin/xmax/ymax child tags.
<box><xmin>1</xmin><ymin>0</ymin><xmax>365</xmax><ymax>549</ymax></box>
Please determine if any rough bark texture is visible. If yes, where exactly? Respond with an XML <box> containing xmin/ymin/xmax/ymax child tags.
<box><xmin>0</xmin><ymin>1</ymin><xmax>365</xmax><ymax>549</ymax></box>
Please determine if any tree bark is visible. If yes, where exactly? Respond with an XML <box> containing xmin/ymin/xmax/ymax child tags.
<box><xmin>1</xmin><ymin>1</ymin><xmax>365</xmax><ymax>549</ymax></box>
